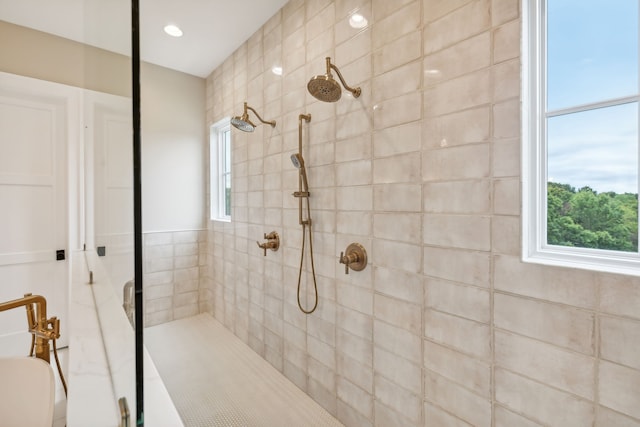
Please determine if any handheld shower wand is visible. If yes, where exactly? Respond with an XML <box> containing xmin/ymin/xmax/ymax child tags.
<box><xmin>293</xmin><ymin>113</ymin><xmax>318</xmax><ymax>314</ymax></box>
<box><xmin>290</xmin><ymin>153</ymin><xmax>310</xmax><ymax>200</ymax></box>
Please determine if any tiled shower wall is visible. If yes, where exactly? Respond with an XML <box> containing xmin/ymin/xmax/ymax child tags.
<box><xmin>143</xmin><ymin>230</ymin><xmax>208</xmax><ymax>327</ymax></box>
<box><xmin>202</xmin><ymin>0</ymin><xmax>640</xmax><ymax>426</ymax></box>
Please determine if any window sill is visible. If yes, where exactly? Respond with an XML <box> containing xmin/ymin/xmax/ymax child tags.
<box><xmin>523</xmin><ymin>246</ymin><xmax>640</xmax><ymax>277</ymax></box>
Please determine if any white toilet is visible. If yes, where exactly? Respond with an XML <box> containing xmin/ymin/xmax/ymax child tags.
<box><xmin>0</xmin><ymin>357</ymin><xmax>55</xmax><ymax>427</ymax></box>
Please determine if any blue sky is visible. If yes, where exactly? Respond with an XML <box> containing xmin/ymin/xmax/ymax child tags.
<box><xmin>546</xmin><ymin>0</ymin><xmax>638</xmax><ymax>194</ymax></box>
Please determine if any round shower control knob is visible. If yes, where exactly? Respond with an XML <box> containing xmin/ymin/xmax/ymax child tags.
<box><xmin>339</xmin><ymin>243</ymin><xmax>367</xmax><ymax>274</ymax></box>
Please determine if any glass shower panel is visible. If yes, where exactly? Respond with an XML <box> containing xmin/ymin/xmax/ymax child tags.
<box><xmin>81</xmin><ymin>0</ymin><xmax>137</xmax><ymax>423</ymax></box>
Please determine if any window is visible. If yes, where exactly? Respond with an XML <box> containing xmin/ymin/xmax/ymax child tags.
<box><xmin>210</xmin><ymin>119</ymin><xmax>231</xmax><ymax>221</ymax></box>
<box><xmin>523</xmin><ymin>0</ymin><xmax>640</xmax><ymax>275</ymax></box>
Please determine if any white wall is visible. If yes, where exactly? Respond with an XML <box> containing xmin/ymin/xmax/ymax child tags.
<box><xmin>141</xmin><ymin>63</ymin><xmax>207</xmax><ymax>233</ymax></box>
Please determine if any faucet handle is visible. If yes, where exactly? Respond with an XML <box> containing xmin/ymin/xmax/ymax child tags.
<box><xmin>339</xmin><ymin>243</ymin><xmax>367</xmax><ymax>275</ymax></box>
<box><xmin>257</xmin><ymin>241</ymin><xmax>267</xmax><ymax>256</ymax></box>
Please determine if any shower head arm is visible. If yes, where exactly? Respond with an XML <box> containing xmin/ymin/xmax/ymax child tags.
<box><xmin>246</xmin><ymin>104</ymin><xmax>276</xmax><ymax>127</ymax></box>
<box><xmin>327</xmin><ymin>59</ymin><xmax>361</xmax><ymax>98</ymax></box>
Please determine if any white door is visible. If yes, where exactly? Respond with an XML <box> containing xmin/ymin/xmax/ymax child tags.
<box><xmin>85</xmin><ymin>91</ymin><xmax>134</xmax><ymax>294</ymax></box>
<box><xmin>0</xmin><ymin>73</ymin><xmax>79</xmax><ymax>353</ymax></box>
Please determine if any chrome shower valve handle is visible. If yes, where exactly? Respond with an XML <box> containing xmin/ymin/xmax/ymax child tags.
<box><xmin>339</xmin><ymin>243</ymin><xmax>367</xmax><ymax>274</ymax></box>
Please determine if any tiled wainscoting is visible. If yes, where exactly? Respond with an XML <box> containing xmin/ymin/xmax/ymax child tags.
<box><xmin>143</xmin><ymin>230</ymin><xmax>209</xmax><ymax>327</ymax></box>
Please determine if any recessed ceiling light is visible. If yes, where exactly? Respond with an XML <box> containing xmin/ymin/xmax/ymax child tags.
<box><xmin>271</xmin><ymin>66</ymin><xmax>283</xmax><ymax>76</ymax></box>
<box><xmin>349</xmin><ymin>13</ymin><xmax>368</xmax><ymax>29</ymax></box>
<box><xmin>164</xmin><ymin>24</ymin><xmax>183</xmax><ymax>37</ymax></box>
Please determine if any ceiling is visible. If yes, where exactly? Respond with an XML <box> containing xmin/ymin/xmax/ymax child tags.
<box><xmin>0</xmin><ymin>0</ymin><xmax>289</xmax><ymax>78</ymax></box>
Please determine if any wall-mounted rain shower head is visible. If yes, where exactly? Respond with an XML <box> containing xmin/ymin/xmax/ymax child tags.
<box><xmin>231</xmin><ymin>102</ymin><xmax>276</xmax><ymax>132</ymax></box>
<box><xmin>307</xmin><ymin>57</ymin><xmax>361</xmax><ymax>102</ymax></box>
<box><xmin>231</xmin><ymin>114</ymin><xmax>256</xmax><ymax>132</ymax></box>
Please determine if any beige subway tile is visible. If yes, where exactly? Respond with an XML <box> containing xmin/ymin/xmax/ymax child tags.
<box><xmin>373</xmin><ymin>183</ymin><xmax>422</xmax><ymax>212</ymax></box>
<box><xmin>308</xmin><ymin>355</ymin><xmax>336</xmax><ymax>391</ymax></box>
<box><xmin>337</xmin><ymin>400</ymin><xmax>373</xmax><ymax>427</ymax></box>
<box><xmin>373</xmin><ymin>266</ymin><xmax>423</xmax><ymax>303</ymax></box>
<box><xmin>145</xmin><ymin>271</ymin><xmax>173</xmax><ymax>286</ymax></box>
<box><xmin>336</xmin><ymin>25</ymin><xmax>371</xmax><ymax>66</ymax></box>
<box><xmin>373</xmin><ymin>152</ymin><xmax>421</xmax><ymax>184</ymax></box>
<box><xmin>424</xmin><ymin>0</ymin><xmax>471</xmax><ymax>24</ymax></box>
<box><xmin>599</xmin><ymin>275</ymin><xmax>640</xmax><ymax>319</ymax></box>
<box><xmin>175</xmin><ymin>242</ymin><xmax>198</xmax><ymax>257</ymax></box>
<box><xmin>494</xmin><ymin>406</ymin><xmax>542</xmax><ymax>427</ymax></box>
<box><xmin>337</xmin><ymin>328</ymin><xmax>373</xmax><ymax>368</ymax></box>
<box><xmin>424</xmin><ymin>0</ymin><xmax>491</xmax><ymax>54</ymax></box>
<box><xmin>336</xmin><ymin>133</ymin><xmax>372</xmax><ymax>163</ymax></box>
<box><xmin>337</xmin><ymin>211</ymin><xmax>372</xmax><ymax>236</ymax></box>
<box><xmin>600</xmin><ymin>361</ymin><xmax>640</xmax><ymax>420</ymax></box>
<box><xmin>338</xmin><ymin>351</ymin><xmax>373</xmax><ymax>394</ymax></box>
<box><xmin>145</xmin><ymin>244</ymin><xmax>173</xmax><ymax>259</ymax></box>
<box><xmin>424</xmin><ymin>213</ymin><xmax>491</xmax><ymax>251</ymax></box>
<box><xmin>424</xmin><ymin>340</ymin><xmax>491</xmax><ymax>397</ymax></box>
<box><xmin>424</xmin><ymin>247</ymin><xmax>491</xmax><ymax>288</ymax></box>
<box><xmin>336</xmin><ymin>159</ymin><xmax>372</xmax><ymax>186</ymax></box>
<box><xmin>424</xmin><ymin>370</ymin><xmax>492</xmax><ymax>427</ymax></box>
<box><xmin>601</xmin><ymin>316</ymin><xmax>640</xmax><ymax>370</ymax></box>
<box><xmin>175</xmin><ymin>279</ymin><xmax>198</xmax><ymax>294</ymax></box>
<box><xmin>424</xmin><ymin>179</ymin><xmax>492</xmax><ymax>214</ymax></box>
<box><xmin>372</xmin><ymin>1</ymin><xmax>420</xmax><ymax>50</ymax></box>
<box><xmin>145</xmin><ymin>257</ymin><xmax>173</xmax><ymax>274</ymax></box>
<box><xmin>493</xmin><ymin>59</ymin><xmax>519</xmax><ymax>101</ymax></box>
<box><xmin>424</xmin><ymin>402</ymin><xmax>474</xmax><ymax>427</ymax></box>
<box><xmin>374</xmin><ymin>346</ymin><xmax>421</xmax><ymax>394</ymax></box>
<box><xmin>374</xmin><ymin>319</ymin><xmax>422</xmax><ymax>364</ymax></box>
<box><xmin>492</xmin><ymin>215</ymin><xmax>520</xmax><ymax>255</ymax></box>
<box><xmin>424</xmin><ymin>32</ymin><xmax>491</xmax><ymax>86</ymax></box>
<box><xmin>424</xmin><ymin>69</ymin><xmax>492</xmax><ymax>116</ymax></box>
<box><xmin>372</xmin><ymin>60</ymin><xmax>421</xmax><ymax>104</ymax></box>
<box><xmin>493</xmin><ymin>138</ymin><xmax>520</xmax><ymax>177</ymax></box>
<box><xmin>495</xmin><ymin>368</ymin><xmax>594</xmax><ymax>427</ymax></box>
<box><xmin>336</xmin><ymin>185</ymin><xmax>373</xmax><ymax>211</ymax></box>
<box><xmin>423</xmin><ymin>143</ymin><xmax>491</xmax><ymax>181</ymax></box>
<box><xmin>282</xmin><ymin>1</ymin><xmax>305</xmax><ymax>35</ymax></box>
<box><xmin>373</xmin><ymin>212</ymin><xmax>421</xmax><ymax>244</ymax></box>
<box><xmin>373</xmin><ymin>92</ymin><xmax>421</xmax><ymax>130</ymax></box>
<box><xmin>493</xmin><ymin>178</ymin><xmax>520</xmax><ymax>215</ymax></box>
<box><xmin>373</xmin><ymin>0</ymin><xmax>414</xmax><ymax>21</ymax></box>
<box><xmin>146</xmin><ymin>283</ymin><xmax>174</xmax><ymax>300</ymax></box>
<box><xmin>145</xmin><ymin>231</ymin><xmax>173</xmax><ymax>245</ymax></box>
<box><xmin>174</xmin><ymin>291</ymin><xmax>198</xmax><ymax>308</ymax></box>
<box><xmin>337</xmin><ymin>376</ymin><xmax>373</xmax><ymax>420</ymax></box>
<box><xmin>145</xmin><ymin>296</ymin><xmax>173</xmax><ymax>314</ymax></box>
<box><xmin>494</xmin><ymin>20</ymin><xmax>520</xmax><ymax>63</ymax></box>
<box><xmin>425</xmin><ymin>309</ymin><xmax>491</xmax><ymax>359</ymax></box>
<box><xmin>307</xmin><ymin>30</ymin><xmax>334</xmax><ymax>64</ymax></box>
<box><xmin>375</xmin><ymin>374</ymin><xmax>422</xmax><ymax>423</ymax></box>
<box><xmin>492</xmin><ymin>0</ymin><xmax>519</xmax><ymax>26</ymax></box>
<box><xmin>494</xmin><ymin>293</ymin><xmax>595</xmax><ymax>355</ymax></box>
<box><xmin>425</xmin><ymin>278</ymin><xmax>490</xmax><ymax>323</ymax></box>
<box><xmin>373</xmin><ymin>121</ymin><xmax>421</xmax><ymax>157</ymax></box>
<box><xmin>335</xmin><ymin>4</ymin><xmax>373</xmax><ymax>45</ymax></box>
<box><xmin>338</xmin><ymin>282</ymin><xmax>373</xmax><ymax>315</ymax></box>
<box><xmin>493</xmin><ymin>98</ymin><xmax>520</xmax><ymax>139</ymax></box>
<box><xmin>494</xmin><ymin>255</ymin><xmax>598</xmax><ymax>309</ymax></box>
<box><xmin>374</xmin><ymin>294</ymin><xmax>421</xmax><ymax>335</ymax></box>
<box><xmin>373</xmin><ymin>31</ymin><xmax>422</xmax><ymax>76</ymax></box>
<box><xmin>374</xmin><ymin>403</ymin><xmax>416</xmax><ymax>427</ymax></box>
<box><xmin>372</xmin><ymin>238</ymin><xmax>422</xmax><ymax>273</ymax></box>
<box><xmin>495</xmin><ymin>330</ymin><xmax>595</xmax><ymax>399</ymax></box>
<box><xmin>336</xmin><ymin>108</ymin><xmax>371</xmax><ymax>140</ymax></box>
<box><xmin>597</xmin><ymin>406</ymin><xmax>640</xmax><ymax>427</ymax></box>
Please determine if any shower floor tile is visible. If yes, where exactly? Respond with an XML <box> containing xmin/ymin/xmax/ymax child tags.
<box><xmin>145</xmin><ymin>313</ymin><xmax>344</xmax><ymax>427</ymax></box>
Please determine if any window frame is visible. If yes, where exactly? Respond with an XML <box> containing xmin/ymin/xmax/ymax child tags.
<box><xmin>210</xmin><ymin>118</ymin><xmax>231</xmax><ymax>222</ymax></box>
<box><xmin>522</xmin><ymin>0</ymin><xmax>640</xmax><ymax>276</ymax></box>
